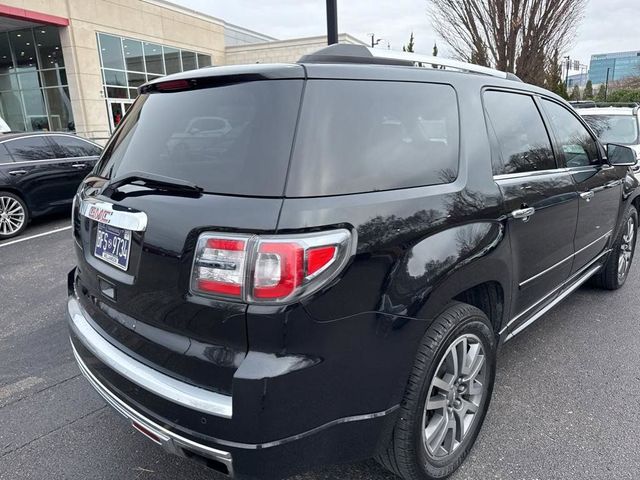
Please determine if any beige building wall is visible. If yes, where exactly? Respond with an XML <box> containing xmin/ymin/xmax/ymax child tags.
<box><xmin>225</xmin><ymin>33</ymin><xmax>366</xmax><ymax>66</ymax></box>
<box><xmin>5</xmin><ymin>0</ymin><xmax>226</xmax><ymax>141</ymax></box>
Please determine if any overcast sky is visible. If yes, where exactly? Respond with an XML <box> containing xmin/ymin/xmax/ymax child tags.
<box><xmin>171</xmin><ymin>0</ymin><xmax>639</xmax><ymax>71</ymax></box>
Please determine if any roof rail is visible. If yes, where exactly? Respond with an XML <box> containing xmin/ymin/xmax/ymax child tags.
<box><xmin>299</xmin><ymin>44</ymin><xmax>521</xmax><ymax>81</ymax></box>
<box><xmin>571</xmin><ymin>101</ymin><xmax>640</xmax><ymax>112</ymax></box>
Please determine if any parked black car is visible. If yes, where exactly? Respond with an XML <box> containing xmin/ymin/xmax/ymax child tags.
<box><xmin>0</xmin><ymin>132</ymin><xmax>102</xmax><ymax>239</ymax></box>
<box><xmin>67</xmin><ymin>44</ymin><xmax>639</xmax><ymax>480</ymax></box>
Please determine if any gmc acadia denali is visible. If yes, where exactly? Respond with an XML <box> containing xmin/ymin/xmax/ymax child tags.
<box><xmin>67</xmin><ymin>45</ymin><xmax>639</xmax><ymax>479</ymax></box>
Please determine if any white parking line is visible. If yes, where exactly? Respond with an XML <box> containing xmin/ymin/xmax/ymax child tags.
<box><xmin>0</xmin><ymin>225</ymin><xmax>72</xmax><ymax>248</ymax></box>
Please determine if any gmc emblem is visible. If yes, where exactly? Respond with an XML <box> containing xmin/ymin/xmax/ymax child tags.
<box><xmin>88</xmin><ymin>206</ymin><xmax>112</xmax><ymax>224</ymax></box>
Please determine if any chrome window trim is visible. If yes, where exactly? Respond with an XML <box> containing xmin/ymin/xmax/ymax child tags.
<box><xmin>79</xmin><ymin>197</ymin><xmax>148</xmax><ymax>232</ymax></box>
<box><xmin>493</xmin><ymin>168</ymin><xmax>570</xmax><ymax>181</ymax></box>
<box><xmin>0</xmin><ymin>133</ymin><xmax>101</xmax><ymax>165</ymax></box>
<box><xmin>518</xmin><ymin>229</ymin><xmax>612</xmax><ymax>288</ymax></box>
<box><xmin>68</xmin><ymin>296</ymin><xmax>233</xmax><ymax>418</ymax></box>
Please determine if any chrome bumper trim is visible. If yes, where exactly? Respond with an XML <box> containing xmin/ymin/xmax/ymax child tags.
<box><xmin>67</xmin><ymin>296</ymin><xmax>233</xmax><ymax>418</ymax></box>
<box><xmin>71</xmin><ymin>341</ymin><xmax>234</xmax><ymax>476</ymax></box>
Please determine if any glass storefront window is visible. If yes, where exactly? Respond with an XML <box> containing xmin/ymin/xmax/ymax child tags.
<box><xmin>18</xmin><ymin>71</ymin><xmax>40</xmax><ymax>90</ymax></box>
<box><xmin>9</xmin><ymin>30</ymin><xmax>38</xmax><ymax>70</ymax></box>
<box><xmin>197</xmin><ymin>54</ymin><xmax>212</xmax><ymax>68</ymax></box>
<box><xmin>123</xmin><ymin>38</ymin><xmax>144</xmax><ymax>72</ymax></box>
<box><xmin>144</xmin><ymin>42</ymin><xmax>164</xmax><ymax>75</ymax></box>
<box><xmin>99</xmin><ymin>33</ymin><xmax>124</xmax><ymax>70</ymax></box>
<box><xmin>163</xmin><ymin>46</ymin><xmax>181</xmax><ymax>74</ymax></box>
<box><xmin>43</xmin><ymin>87</ymin><xmax>73</xmax><ymax>131</ymax></box>
<box><xmin>127</xmin><ymin>71</ymin><xmax>145</xmax><ymax>88</ymax></box>
<box><xmin>0</xmin><ymin>74</ymin><xmax>19</xmax><ymax>91</ymax></box>
<box><xmin>106</xmin><ymin>87</ymin><xmax>128</xmax><ymax>99</ymax></box>
<box><xmin>40</xmin><ymin>69</ymin><xmax>67</xmax><ymax>87</ymax></box>
<box><xmin>35</xmin><ymin>27</ymin><xmax>64</xmax><ymax>68</ymax></box>
<box><xmin>103</xmin><ymin>69</ymin><xmax>126</xmax><ymax>86</ymax></box>
<box><xmin>0</xmin><ymin>91</ymin><xmax>25</xmax><ymax>131</ymax></box>
<box><xmin>181</xmin><ymin>50</ymin><xmax>196</xmax><ymax>71</ymax></box>
<box><xmin>0</xmin><ymin>33</ymin><xmax>13</xmax><ymax>74</ymax></box>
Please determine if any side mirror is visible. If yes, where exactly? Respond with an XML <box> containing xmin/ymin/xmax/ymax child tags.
<box><xmin>607</xmin><ymin>143</ymin><xmax>638</xmax><ymax>166</ymax></box>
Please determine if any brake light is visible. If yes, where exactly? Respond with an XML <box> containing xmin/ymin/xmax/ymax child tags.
<box><xmin>191</xmin><ymin>229</ymin><xmax>353</xmax><ymax>304</ymax></box>
<box><xmin>192</xmin><ymin>236</ymin><xmax>248</xmax><ymax>298</ymax></box>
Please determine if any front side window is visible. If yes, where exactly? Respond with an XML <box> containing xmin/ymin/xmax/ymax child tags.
<box><xmin>542</xmin><ymin>99</ymin><xmax>600</xmax><ymax>168</ymax></box>
<box><xmin>582</xmin><ymin>114</ymin><xmax>639</xmax><ymax>145</ymax></box>
<box><xmin>286</xmin><ymin>80</ymin><xmax>460</xmax><ymax>197</ymax></box>
<box><xmin>483</xmin><ymin>91</ymin><xmax>555</xmax><ymax>175</ymax></box>
<box><xmin>6</xmin><ymin>136</ymin><xmax>54</xmax><ymax>161</ymax></box>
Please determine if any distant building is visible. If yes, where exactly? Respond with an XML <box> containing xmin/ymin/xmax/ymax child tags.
<box><xmin>589</xmin><ymin>50</ymin><xmax>640</xmax><ymax>85</ymax></box>
<box><xmin>567</xmin><ymin>72</ymin><xmax>589</xmax><ymax>88</ymax></box>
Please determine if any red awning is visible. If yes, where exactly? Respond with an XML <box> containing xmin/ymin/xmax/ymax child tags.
<box><xmin>0</xmin><ymin>3</ymin><xmax>69</xmax><ymax>27</ymax></box>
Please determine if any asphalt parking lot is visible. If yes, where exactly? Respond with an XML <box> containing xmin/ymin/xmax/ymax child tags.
<box><xmin>1</xmin><ymin>214</ymin><xmax>639</xmax><ymax>480</ymax></box>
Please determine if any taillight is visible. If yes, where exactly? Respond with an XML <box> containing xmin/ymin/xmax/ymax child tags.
<box><xmin>191</xmin><ymin>229</ymin><xmax>353</xmax><ymax>304</ymax></box>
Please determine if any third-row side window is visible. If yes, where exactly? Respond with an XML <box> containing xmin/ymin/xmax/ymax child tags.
<box><xmin>484</xmin><ymin>90</ymin><xmax>556</xmax><ymax>176</ymax></box>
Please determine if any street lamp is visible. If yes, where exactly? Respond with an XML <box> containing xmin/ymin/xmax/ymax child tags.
<box><xmin>368</xmin><ymin>33</ymin><xmax>382</xmax><ymax>48</ymax></box>
<box><xmin>326</xmin><ymin>0</ymin><xmax>338</xmax><ymax>45</ymax></box>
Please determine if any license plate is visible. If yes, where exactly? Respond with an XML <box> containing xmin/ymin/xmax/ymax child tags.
<box><xmin>94</xmin><ymin>223</ymin><xmax>132</xmax><ymax>271</ymax></box>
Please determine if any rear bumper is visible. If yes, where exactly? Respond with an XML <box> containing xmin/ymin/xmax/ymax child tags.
<box><xmin>67</xmin><ymin>291</ymin><xmax>400</xmax><ymax>478</ymax></box>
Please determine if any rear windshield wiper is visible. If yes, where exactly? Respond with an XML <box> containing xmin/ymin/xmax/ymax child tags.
<box><xmin>102</xmin><ymin>171</ymin><xmax>203</xmax><ymax>197</ymax></box>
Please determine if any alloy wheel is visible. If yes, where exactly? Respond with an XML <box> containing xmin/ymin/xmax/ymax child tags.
<box><xmin>618</xmin><ymin>216</ymin><xmax>635</xmax><ymax>282</ymax></box>
<box><xmin>422</xmin><ymin>334</ymin><xmax>487</xmax><ymax>458</ymax></box>
<box><xmin>0</xmin><ymin>196</ymin><xmax>25</xmax><ymax>236</ymax></box>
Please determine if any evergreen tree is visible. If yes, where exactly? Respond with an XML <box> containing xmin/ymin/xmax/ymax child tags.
<box><xmin>403</xmin><ymin>32</ymin><xmax>415</xmax><ymax>53</ymax></box>
<box><xmin>544</xmin><ymin>50</ymin><xmax>568</xmax><ymax>99</ymax></box>
<box><xmin>596</xmin><ymin>84</ymin><xmax>606</xmax><ymax>101</ymax></box>
<box><xmin>569</xmin><ymin>85</ymin><xmax>581</xmax><ymax>101</ymax></box>
<box><xmin>432</xmin><ymin>42</ymin><xmax>438</xmax><ymax>57</ymax></box>
<box><xmin>583</xmin><ymin>80</ymin><xmax>594</xmax><ymax>99</ymax></box>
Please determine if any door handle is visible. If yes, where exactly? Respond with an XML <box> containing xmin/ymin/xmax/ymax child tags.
<box><xmin>580</xmin><ymin>191</ymin><xmax>595</xmax><ymax>202</ymax></box>
<box><xmin>511</xmin><ymin>207</ymin><xmax>535</xmax><ymax>222</ymax></box>
<box><xmin>71</xmin><ymin>163</ymin><xmax>87</xmax><ymax>168</ymax></box>
<box><xmin>8</xmin><ymin>170</ymin><xmax>27</xmax><ymax>176</ymax></box>
<box><xmin>605</xmin><ymin>180</ymin><xmax>622</xmax><ymax>188</ymax></box>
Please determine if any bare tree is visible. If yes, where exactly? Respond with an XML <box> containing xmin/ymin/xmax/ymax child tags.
<box><xmin>427</xmin><ymin>0</ymin><xmax>586</xmax><ymax>86</ymax></box>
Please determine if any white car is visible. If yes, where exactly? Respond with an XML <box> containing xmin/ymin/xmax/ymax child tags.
<box><xmin>578</xmin><ymin>104</ymin><xmax>640</xmax><ymax>162</ymax></box>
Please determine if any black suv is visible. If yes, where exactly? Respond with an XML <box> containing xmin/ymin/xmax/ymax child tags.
<box><xmin>67</xmin><ymin>44</ymin><xmax>639</xmax><ymax>479</ymax></box>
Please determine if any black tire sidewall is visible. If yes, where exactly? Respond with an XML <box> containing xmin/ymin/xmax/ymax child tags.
<box><xmin>0</xmin><ymin>192</ymin><xmax>29</xmax><ymax>239</ymax></box>
<box><xmin>612</xmin><ymin>206</ymin><xmax>637</xmax><ymax>288</ymax></box>
<box><xmin>405</xmin><ymin>306</ymin><xmax>497</xmax><ymax>479</ymax></box>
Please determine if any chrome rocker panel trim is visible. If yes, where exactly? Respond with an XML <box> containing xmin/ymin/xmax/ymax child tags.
<box><xmin>68</xmin><ymin>296</ymin><xmax>233</xmax><ymax>418</ymax></box>
<box><xmin>72</xmin><ymin>342</ymin><xmax>234</xmax><ymax>476</ymax></box>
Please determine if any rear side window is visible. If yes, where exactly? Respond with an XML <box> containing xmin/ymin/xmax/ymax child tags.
<box><xmin>5</xmin><ymin>136</ymin><xmax>55</xmax><ymax>161</ymax></box>
<box><xmin>286</xmin><ymin>80</ymin><xmax>459</xmax><ymax>197</ymax></box>
<box><xmin>51</xmin><ymin>135</ymin><xmax>102</xmax><ymax>158</ymax></box>
<box><xmin>483</xmin><ymin>91</ymin><xmax>555</xmax><ymax>175</ymax></box>
<box><xmin>541</xmin><ymin>99</ymin><xmax>600</xmax><ymax>168</ymax></box>
<box><xmin>95</xmin><ymin>80</ymin><xmax>303</xmax><ymax>197</ymax></box>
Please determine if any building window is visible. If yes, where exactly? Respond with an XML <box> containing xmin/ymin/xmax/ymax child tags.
<box><xmin>0</xmin><ymin>27</ymin><xmax>72</xmax><ymax>132</ymax></box>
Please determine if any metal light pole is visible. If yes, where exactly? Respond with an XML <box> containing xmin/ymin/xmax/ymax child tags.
<box><xmin>564</xmin><ymin>56</ymin><xmax>570</xmax><ymax>90</ymax></box>
<box><xmin>326</xmin><ymin>0</ymin><xmax>338</xmax><ymax>45</ymax></box>
<box><xmin>605</xmin><ymin>67</ymin><xmax>610</xmax><ymax>101</ymax></box>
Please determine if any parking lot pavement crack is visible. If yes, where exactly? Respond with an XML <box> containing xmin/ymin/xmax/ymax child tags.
<box><xmin>0</xmin><ymin>405</ymin><xmax>107</xmax><ymax>458</ymax></box>
<box><xmin>0</xmin><ymin>374</ymin><xmax>81</xmax><ymax>409</ymax></box>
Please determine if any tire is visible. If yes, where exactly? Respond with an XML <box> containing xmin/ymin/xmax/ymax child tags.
<box><xmin>592</xmin><ymin>205</ymin><xmax>637</xmax><ymax>290</ymax></box>
<box><xmin>0</xmin><ymin>191</ymin><xmax>28</xmax><ymax>240</ymax></box>
<box><xmin>377</xmin><ymin>302</ymin><xmax>497</xmax><ymax>480</ymax></box>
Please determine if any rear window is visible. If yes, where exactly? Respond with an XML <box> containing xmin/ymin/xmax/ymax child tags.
<box><xmin>286</xmin><ymin>80</ymin><xmax>459</xmax><ymax>197</ymax></box>
<box><xmin>95</xmin><ymin>80</ymin><xmax>303</xmax><ymax>196</ymax></box>
<box><xmin>582</xmin><ymin>114</ymin><xmax>639</xmax><ymax>145</ymax></box>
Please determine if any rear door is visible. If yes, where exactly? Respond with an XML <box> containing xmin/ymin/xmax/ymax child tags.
<box><xmin>2</xmin><ymin>135</ymin><xmax>78</xmax><ymax>212</ymax></box>
<box><xmin>541</xmin><ymin>99</ymin><xmax>621</xmax><ymax>272</ymax></box>
<box><xmin>484</xmin><ymin>90</ymin><xmax>579</xmax><ymax>325</ymax></box>
<box><xmin>49</xmin><ymin>134</ymin><xmax>102</xmax><ymax>182</ymax></box>
<box><xmin>74</xmin><ymin>75</ymin><xmax>304</xmax><ymax>394</ymax></box>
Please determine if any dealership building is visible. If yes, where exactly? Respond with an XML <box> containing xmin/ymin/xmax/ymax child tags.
<box><xmin>0</xmin><ymin>1</ymin><xmax>364</xmax><ymax>142</ymax></box>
